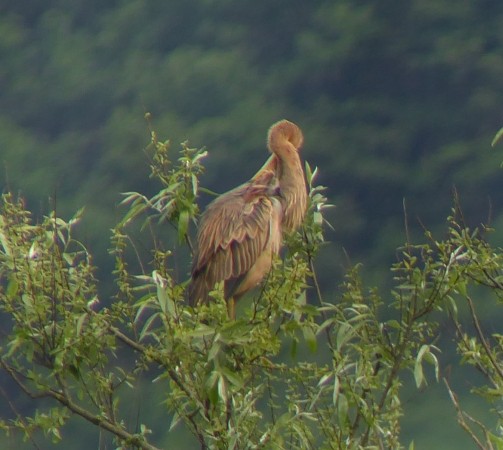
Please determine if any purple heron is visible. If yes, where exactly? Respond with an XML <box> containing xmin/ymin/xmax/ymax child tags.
<box><xmin>189</xmin><ymin>120</ymin><xmax>306</xmax><ymax>318</ymax></box>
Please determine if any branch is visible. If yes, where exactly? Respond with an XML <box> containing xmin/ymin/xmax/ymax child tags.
<box><xmin>361</xmin><ymin>321</ymin><xmax>414</xmax><ymax>446</ymax></box>
<box><xmin>303</xmin><ymin>227</ymin><xmax>334</xmax><ymax>351</ymax></box>
<box><xmin>0</xmin><ymin>383</ymin><xmax>42</xmax><ymax>449</ymax></box>
<box><xmin>466</xmin><ymin>296</ymin><xmax>503</xmax><ymax>382</ymax></box>
<box><xmin>444</xmin><ymin>378</ymin><xmax>492</xmax><ymax>450</ymax></box>
<box><xmin>108</xmin><ymin>324</ymin><xmax>209</xmax><ymax>449</ymax></box>
<box><xmin>0</xmin><ymin>359</ymin><xmax>161</xmax><ymax>450</ymax></box>
<box><xmin>49</xmin><ymin>388</ymin><xmax>160</xmax><ymax>450</ymax></box>
<box><xmin>447</xmin><ymin>309</ymin><xmax>491</xmax><ymax>380</ymax></box>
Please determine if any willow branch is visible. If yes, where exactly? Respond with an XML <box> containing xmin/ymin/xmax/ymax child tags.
<box><xmin>108</xmin><ymin>324</ymin><xmax>209</xmax><ymax>449</ymax></box>
<box><xmin>0</xmin><ymin>359</ymin><xmax>160</xmax><ymax>450</ymax></box>
<box><xmin>444</xmin><ymin>378</ymin><xmax>491</xmax><ymax>450</ymax></box>
<box><xmin>302</xmin><ymin>227</ymin><xmax>334</xmax><ymax>351</ymax></box>
<box><xmin>466</xmin><ymin>295</ymin><xmax>503</xmax><ymax>382</ymax></box>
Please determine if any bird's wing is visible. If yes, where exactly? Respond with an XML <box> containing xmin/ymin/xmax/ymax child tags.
<box><xmin>190</xmin><ymin>180</ymin><xmax>278</xmax><ymax>304</ymax></box>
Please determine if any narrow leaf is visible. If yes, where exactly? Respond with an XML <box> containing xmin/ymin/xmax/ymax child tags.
<box><xmin>491</xmin><ymin>127</ymin><xmax>503</xmax><ymax>147</ymax></box>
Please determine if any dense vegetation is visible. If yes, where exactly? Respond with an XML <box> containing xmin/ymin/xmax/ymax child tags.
<box><xmin>1</xmin><ymin>132</ymin><xmax>503</xmax><ymax>450</ymax></box>
<box><xmin>1</xmin><ymin>0</ymin><xmax>503</xmax><ymax>448</ymax></box>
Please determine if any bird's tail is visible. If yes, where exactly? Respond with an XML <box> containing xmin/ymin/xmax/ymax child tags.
<box><xmin>187</xmin><ymin>275</ymin><xmax>209</xmax><ymax>307</ymax></box>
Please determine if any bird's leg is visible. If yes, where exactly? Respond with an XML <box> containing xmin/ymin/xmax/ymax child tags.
<box><xmin>227</xmin><ymin>297</ymin><xmax>236</xmax><ymax>320</ymax></box>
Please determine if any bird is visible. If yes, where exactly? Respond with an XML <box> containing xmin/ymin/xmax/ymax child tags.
<box><xmin>189</xmin><ymin>119</ymin><xmax>307</xmax><ymax>318</ymax></box>
<box><xmin>189</xmin><ymin>171</ymin><xmax>283</xmax><ymax>318</ymax></box>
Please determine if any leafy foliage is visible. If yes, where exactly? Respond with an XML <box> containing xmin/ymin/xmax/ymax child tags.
<box><xmin>0</xmin><ymin>127</ymin><xmax>502</xmax><ymax>449</ymax></box>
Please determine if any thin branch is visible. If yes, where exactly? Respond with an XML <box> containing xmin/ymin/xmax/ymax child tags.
<box><xmin>361</xmin><ymin>322</ymin><xmax>414</xmax><ymax>446</ymax></box>
<box><xmin>466</xmin><ymin>296</ymin><xmax>503</xmax><ymax>381</ymax></box>
<box><xmin>108</xmin><ymin>324</ymin><xmax>209</xmax><ymax>449</ymax></box>
<box><xmin>481</xmin><ymin>268</ymin><xmax>503</xmax><ymax>291</ymax></box>
<box><xmin>303</xmin><ymin>227</ymin><xmax>334</xmax><ymax>351</ymax></box>
<box><xmin>448</xmin><ymin>310</ymin><xmax>492</xmax><ymax>380</ymax></box>
<box><xmin>49</xmin><ymin>387</ymin><xmax>161</xmax><ymax>450</ymax></box>
<box><xmin>0</xmin><ymin>359</ymin><xmax>161</xmax><ymax>450</ymax></box>
<box><xmin>403</xmin><ymin>198</ymin><xmax>412</xmax><ymax>254</ymax></box>
<box><xmin>0</xmin><ymin>383</ymin><xmax>42</xmax><ymax>449</ymax></box>
<box><xmin>444</xmin><ymin>378</ymin><xmax>492</xmax><ymax>450</ymax></box>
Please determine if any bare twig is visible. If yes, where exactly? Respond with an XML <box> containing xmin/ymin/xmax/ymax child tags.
<box><xmin>444</xmin><ymin>378</ymin><xmax>492</xmax><ymax>450</ymax></box>
<box><xmin>466</xmin><ymin>295</ymin><xmax>503</xmax><ymax>382</ymax></box>
<box><xmin>0</xmin><ymin>359</ymin><xmax>161</xmax><ymax>450</ymax></box>
<box><xmin>0</xmin><ymin>383</ymin><xmax>42</xmax><ymax>449</ymax></box>
<box><xmin>303</xmin><ymin>227</ymin><xmax>334</xmax><ymax>351</ymax></box>
<box><xmin>107</xmin><ymin>324</ymin><xmax>209</xmax><ymax>449</ymax></box>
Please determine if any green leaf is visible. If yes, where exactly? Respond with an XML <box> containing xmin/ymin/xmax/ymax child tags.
<box><xmin>153</xmin><ymin>270</ymin><xmax>173</xmax><ymax>315</ymax></box>
<box><xmin>205</xmin><ymin>371</ymin><xmax>220</xmax><ymax>405</ymax></box>
<box><xmin>414</xmin><ymin>358</ymin><xmax>424</xmax><ymax>389</ymax></box>
<box><xmin>491</xmin><ymin>127</ymin><xmax>503</xmax><ymax>147</ymax></box>
<box><xmin>488</xmin><ymin>432</ymin><xmax>503</xmax><ymax>450</ymax></box>
<box><xmin>119</xmin><ymin>203</ymin><xmax>146</xmax><ymax>227</ymax></box>
<box><xmin>186</xmin><ymin>324</ymin><xmax>216</xmax><ymax>338</ymax></box>
<box><xmin>6</xmin><ymin>278</ymin><xmax>18</xmax><ymax>299</ymax></box>
<box><xmin>76</xmin><ymin>313</ymin><xmax>88</xmax><ymax>336</ymax></box>
<box><xmin>156</xmin><ymin>284</ymin><xmax>169</xmax><ymax>314</ymax></box>
<box><xmin>303</xmin><ymin>326</ymin><xmax>317</xmax><ymax>352</ymax></box>
<box><xmin>294</xmin><ymin>291</ymin><xmax>306</xmax><ymax>321</ymax></box>
<box><xmin>336</xmin><ymin>322</ymin><xmax>355</xmax><ymax>351</ymax></box>
<box><xmin>218</xmin><ymin>376</ymin><xmax>228</xmax><ymax>403</ymax></box>
<box><xmin>414</xmin><ymin>344</ymin><xmax>435</xmax><ymax>388</ymax></box>
<box><xmin>191</xmin><ymin>174</ymin><xmax>199</xmax><ymax>196</ymax></box>
<box><xmin>169</xmin><ymin>412</ymin><xmax>182</xmax><ymax>432</ymax></box>
<box><xmin>333</xmin><ymin>376</ymin><xmax>340</xmax><ymax>406</ymax></box>
<box><xmin>139</xmin><ymin>312</ymin><xmax>160</xmax><ymax>341</ymax></box>
<box><xmin>317</xmin><ymin>372</ymin><xmax>333</xmax><ymax>387</ymax></box>
<box><xmin>423</xmin><ymin>348</ymin><xmax>440</xmax><ymax>382</ymax></box>
<box><xmin>445</xmin><ymin>295</ymin><xmax>458</xmax><ymax>318</ymax></box>
<box><xmin>337</xmin><ymin>392</ymin><xmax>349</xmax><ymax>427</ymax></box>
<box><xmin>178</xmin><ymin>209</ymin><xmax>189</xmax><ymax>242</ymax></box>
<box><xmin>305</xmin><ymin>161</ymin><xmax>313</xmax><ymax>184</ymax></box>
<box><xmin>290</xmin><ymin>338</ymin><xmax>298</xmax><ymax>358</ymax></box>
<box><xmin>208</xmin><ymin>339</ymin><xmax>221</xmax><ymax>361</ymax></box>
<box><xmin>220</xmin><ymin>366</ymin><xmax>244</xmax><ymax>389</ymax></box>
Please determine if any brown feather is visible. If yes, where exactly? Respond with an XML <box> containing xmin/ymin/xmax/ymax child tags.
<box><xmin>267</xmin><ymin>120</ymin><xmax>307</xmax><ymax>232</ymax></box>
<box><xmin>252</xmin><ymin>121</ymin><xmax>307</xmax><ymax>232</ymax></box>
<box><xmin>189</xmin><ymin>176</ymin><xmax>282</xmax><ymax>308</ymax></box>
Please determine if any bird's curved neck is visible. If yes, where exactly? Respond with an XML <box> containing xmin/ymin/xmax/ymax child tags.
<box><xmin>267</xmin><ymin>122</ymin><xmax>303</xmax><ymax>168</ymax></box>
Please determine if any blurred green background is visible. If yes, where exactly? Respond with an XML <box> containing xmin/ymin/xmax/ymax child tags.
<box><xmin>1</xmin><ymin>0</ymin><xmax>503</xmax><ymax>448</ymax></box>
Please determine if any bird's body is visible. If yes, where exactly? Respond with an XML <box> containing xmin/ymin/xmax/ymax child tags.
<box><xmin>189</xmin><ymin>171</ymin><xmax>283</xmax><ymax>317</ymax></box>
<box><xmin>189</xmin><ymin>120</ymin><xmax>307</xmax><ymax>318</ymax></box>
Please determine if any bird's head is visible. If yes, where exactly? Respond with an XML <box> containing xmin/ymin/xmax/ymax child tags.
<box><xmin>267</xmin><ymin>119</ymin><xmax>304</xmax><ymax>153</ymax></box>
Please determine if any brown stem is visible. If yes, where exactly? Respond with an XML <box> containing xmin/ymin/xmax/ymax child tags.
<box><xmin>0</xmin><ymin>383</ymin><xmax>42</xmax><ymax>449</ymax></box>
<box><xmin>108</xmin><ymin>325</ymin><xmax>209</xmax><ymax>449</ymax></box>
<box><xmin>0</xmin><ymin>359</ymin><xmax>160</xmax><ymax>450</ymax></box>
<box><xmin>466</xmin><ymin>296</ymin><xmax>503</xmax><ymax>381</ymax></box>
<box><xmin>444</xmin><ymin>378</ymin><xmax>491</xmax><ymax>450</ymax></box>
<box><xmin>302</xmin><ymin>227</ymin><xmax>334</xmax><ymax>351</ymax></box>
